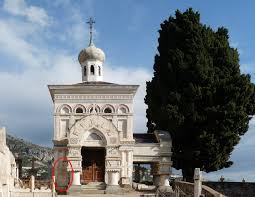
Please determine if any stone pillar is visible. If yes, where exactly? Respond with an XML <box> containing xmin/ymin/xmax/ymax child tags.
<box><xmin>153</xmin><ymin>162</ymin><xmax>173</xmax><ymax>193</ymax></box>
<box><xmin>108</xmin><ymin>171</ymin><xmax>119</xmax><ymax>186</ymax></box>
<box><xmin>127</xmin><ymin>151</ymin><xmax>133</xmax><ymax>179</ymax></box>
<box><xmin>30</xmin><ymin>175</ymin><xmax>35</xmax><ymax>192</ymax></box>
<box><xmin>54</xmin><ymin>115</ymin><xmax>60</xmax><ymax>139</ymax></box>
<box><xmin>72</xmin><ymin>171</ymin><xmax>81</xmax><ymax>186</ymax></box>
<box><xmin>127</xmin><ymin>116</ymin><xmax>132</xmax><ymax>139</ymax></box>
<box><xmin>194</xmin><ymin>168</ymin><xmax>202</xmax><ymax>197</ymax></box>
<box><xmin>121</xmin><ymin>151</ymin><xmax>125</xmax><ymax>177</ymax></box>
<box><xmin>106</xmin><ymin>170</ymin><xmax>122</xmax><ymax>194</ymax></box>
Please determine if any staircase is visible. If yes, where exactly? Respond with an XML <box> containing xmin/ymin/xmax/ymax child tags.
<box><xmin>68</xmin><ymin>182</ymin><xmax>106</xmax><ymax>195</ymax></box>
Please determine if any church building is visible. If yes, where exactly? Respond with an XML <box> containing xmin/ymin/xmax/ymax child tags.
<box><xmin>48</xmin><ymin>19</ymin><xmax>172</xmax><ymax>193</ymax></box>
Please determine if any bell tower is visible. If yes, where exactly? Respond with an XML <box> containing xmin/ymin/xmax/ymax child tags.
<box><xmin>78</xmin><ymin>18</ymin><xmax>105</xmax><ymax>82</ymax></box>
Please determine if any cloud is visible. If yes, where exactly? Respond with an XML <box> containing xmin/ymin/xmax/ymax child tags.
<box><xmin>0</xmin><ymin>6</ymin><xmax>151</xmax><ymax>146</ymax></box>
<box><xmin>3</xmin><ymin>0</ymin><xmax>50</xmax><ymax>26</ymax></box>
<box><xmin>104</xmin><ymin>65</ymin><xmax>152</xmax><ymax>132</ymax></box>
<box><xmin>0</xmin><ymin>20</ymin><xmax>49</xmax><ymax>69</ymax></box>
<box><xmin>0</xmin><ymin>59</ymin><xmax>151</xmax><ymax>146</ymax></box>
<box><xmin>0</xmin><ymin>0</ymin><xmax>255</xmax><ymax>182</ymax></box>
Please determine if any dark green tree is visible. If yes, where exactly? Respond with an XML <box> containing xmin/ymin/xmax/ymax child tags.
<box><xmin>145</xmin><ymin>8</ymin><xmax>255</xmax><ymax>181</ymax></box>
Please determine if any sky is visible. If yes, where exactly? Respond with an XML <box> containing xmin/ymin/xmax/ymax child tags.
<box><xmin>0</xmin><ymin>0</ymin><xmax>254</xmax><ymax>182</ymax></box>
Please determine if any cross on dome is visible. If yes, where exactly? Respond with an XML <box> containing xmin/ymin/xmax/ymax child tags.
<box><xmin>87</xmin><ymin>17</ymin><xmax>95</xmax><ymax>46</ymax></box>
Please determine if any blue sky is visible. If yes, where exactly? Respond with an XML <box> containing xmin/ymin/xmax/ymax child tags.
<box><xmin>0</xmin><ymin>0</ymin><xmax>254</xmax><ymax>182</ymax></box>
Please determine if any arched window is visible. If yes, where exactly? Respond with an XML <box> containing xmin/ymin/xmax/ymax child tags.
<box><xmin>76</xmin><ymin>107</ymin><xmax>83</xmax><ymax>113</ymax></box>
<box><xmin>61</xmin><ymin>107</ymin><xmax>70</xmax><ymax>114</ymax></box>
<box><xmin>104</xmin><ymin>107</ymin><xmax>112</xmax><ymax>113</ymax></box>
<box><xmin>117</xmin><ymin>105</ymin><xmax>129</xmax><ymax>114</ymax></box>
<box><xmin>90</xmin><ymin>65</ymin><xmax>95</xmax><ymax>75</ymax></box>
<box><xmin>84</xmin><ymin>66</ymin><xmax>86</xmax><ymax>76</ymax></box>
<box><xmin>98</xmin><ymin>66</ymin><xmax>101</xmax><ymax>76</ymax></box>
<box><xmin>118</xmin><ymin>107</ymin><xmax>126</xmax><ymax>114</ymax></box>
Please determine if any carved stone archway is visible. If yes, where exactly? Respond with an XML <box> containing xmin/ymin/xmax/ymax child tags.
<box><xmin>69</xmin><ymin>114</ymin><xmax>119</xmax><ymax>146</ymax></box>
<box><xmin>67</xmin><ymin>115</ymin><xmax>121</xmax><ymax>186</ymax></box>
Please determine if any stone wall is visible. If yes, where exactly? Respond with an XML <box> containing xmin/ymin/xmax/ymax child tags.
<box><xmin>204</xmin><ymin>182</ymin><xmax>255</xmax><ymax>197</ymax></box>
<box><xmin>175</xmin><ymin>181</ymin><xmax>226</xmax><ymax>197</ymax></box>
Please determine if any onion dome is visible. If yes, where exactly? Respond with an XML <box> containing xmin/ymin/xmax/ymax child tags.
<box><xmin>78</xmin><ymin>44</ymin><xmax>105</xmax><ymax>64</ymax></box>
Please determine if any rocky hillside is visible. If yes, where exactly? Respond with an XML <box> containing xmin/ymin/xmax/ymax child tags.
<box><xmin>6</xmin><ymin>135</ymin><xmax>53</xmax><ymax>167</ymax></box>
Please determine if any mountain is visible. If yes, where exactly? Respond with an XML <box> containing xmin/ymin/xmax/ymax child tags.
<box><xmin>6</xmin><ymin>134</ymin><xmax>53</xmax><ymax>167</ymax></box>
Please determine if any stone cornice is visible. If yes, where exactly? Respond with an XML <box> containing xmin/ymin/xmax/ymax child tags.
<box><xmin>54</xmin><ymin>94</ymin><xmax>133</xmax><ymax>100</ymax></box>
<box><xmin>48</xmin><ymin>84</ymin><xmax>139</xmax><ymax>101</ymax></box>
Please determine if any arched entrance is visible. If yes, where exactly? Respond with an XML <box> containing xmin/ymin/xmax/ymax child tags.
<box><xmin>68</xmin><ymin>115</ymin><xmax>121</xmax><ymax>187</ymax></box>
<box><xmin>81</xmin><ymin>147</ymin><xmax>105</xmax><ymax>184</ymax></box>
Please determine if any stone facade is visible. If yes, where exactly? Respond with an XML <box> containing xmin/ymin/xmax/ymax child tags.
<box><xmin>48</xmin><ymin>31</ymin><xmax>172</xmax><ymax>193</ymax></box>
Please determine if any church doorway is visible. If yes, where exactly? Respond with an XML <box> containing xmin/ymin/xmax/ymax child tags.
<box><xmin>81</xmin><ymin>147</ymin><xmax>105</xmax><ymax>184</ymax></box>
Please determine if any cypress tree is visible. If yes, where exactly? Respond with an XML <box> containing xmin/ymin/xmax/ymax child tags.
<box><xmin>145</xmin><ymin>8</ymin><xmax>255</xmax><ymax>181</ymax></box>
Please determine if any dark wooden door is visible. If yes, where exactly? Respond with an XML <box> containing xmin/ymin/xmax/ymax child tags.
<box><xmin>81</xmin><ymin>148</ymin><xmax>105</xmax><ymax>184</ymax></box>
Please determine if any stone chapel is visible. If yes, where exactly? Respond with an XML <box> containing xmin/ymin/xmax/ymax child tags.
<box><xmin>48</xmin><ymin>19</ymin><xmax>172</xmax><ymax>194</ymax></box>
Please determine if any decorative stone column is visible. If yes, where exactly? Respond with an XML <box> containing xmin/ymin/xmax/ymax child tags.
<box><xmin>105</xmin><ymin>169</ymin><xmax>122</xmax><ymax>194</ymax></box>
<box><xmin>153</xmin><ymin>130</ymin><xmax>173</xmax><ymax>193</ymax></box>
<box><xmin>108</xmin><ymin>170</ymin><xmax>119</xmax><ymax>186</ymax></box>
<box><xmin>67</xmin><ymin>146</ymin><xmax>82</xmax><ymax>187</ymax></box>
<box><xmin>72</xmin><ymin>171</ymin><xmax>81</xmax><ymax>186</ymax></box>
<box><xmin>105</xmin><ymin>154</ymin><xmax>122</xmax><ymax>194</ymax></box>
<box><xmin>152</xmin><ymin>162</ymin><xmax>173</xmax><ymax>193</ymax></box>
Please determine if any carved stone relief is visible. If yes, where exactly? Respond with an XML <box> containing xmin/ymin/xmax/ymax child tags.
<box><xmin>107</xmin><ymin>147</ymin><xmax>119</xmax><ymax>156</ymax></box>
<box><xmin>68</xmin><ymin>147</ymin><xmax>80</xmax><ymax>157</ymax></box>
<box><xmin>106</xmin><ymin>160</ymin><xmax>120</xmax><ymax>167</ymax></box>
<box><xmin>69</xmin><ymin>115</ymin><xmax>119</xmax><ymax>145</ymax></box>
<box><xmin>70</xmin><ymin>138</ymin><xmax>79</xmax><ymax>144</ymax></box>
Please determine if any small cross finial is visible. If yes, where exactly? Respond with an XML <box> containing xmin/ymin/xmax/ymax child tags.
<box><xmin>87</xmin><ymin>17</ymin><xmax>95</xmax><ymax>46</ymax></box>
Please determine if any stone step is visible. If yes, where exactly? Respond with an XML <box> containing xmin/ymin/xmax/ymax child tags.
<box><xmin>68</xmin><ymin>183</ymin><xmax>106</xmax><ymax>195</ymax></box>
<box><xmin>81</xmin><ymin>185</ymin><xmax>106</xmax><ymax>190</ymax></box>
<box><xmin>81</xmin><ymin>182</ymin><xmax>106</xmax><ymax>190</ymax></box>
<box><xmin>69</xmin><ymin>189</ymin><xmax>106</xmax><ymax>195</ymax></box>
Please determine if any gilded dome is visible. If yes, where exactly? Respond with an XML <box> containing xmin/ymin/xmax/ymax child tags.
<box><xmin>78</xmin><ymin>44</ymin><xmax>105</xmax><ymax>64</ymax></box>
